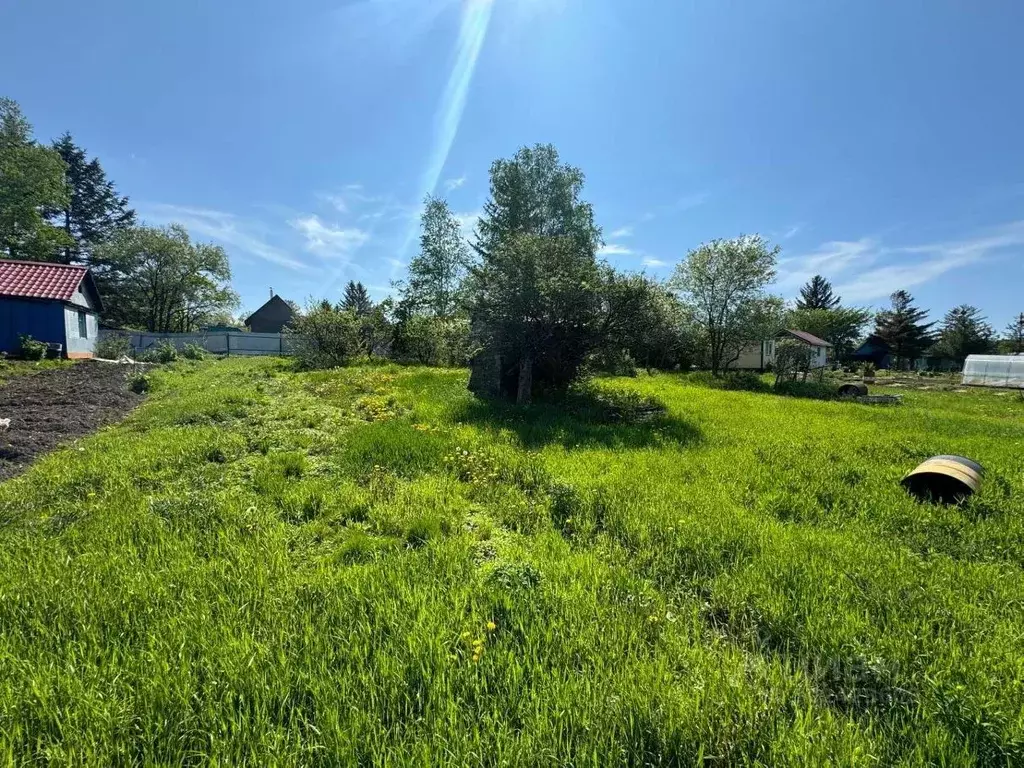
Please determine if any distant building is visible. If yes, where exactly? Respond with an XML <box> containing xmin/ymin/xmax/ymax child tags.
<box><xmin>0</xmin><ymin>259</ymin><xmax>103</xmax><ymax>358</ymax></box>
<box><xmin>727</xmin><ymin>329</ymin><xmax>832</xmax><ymax>371</ymax></box>
<box><xmin>244</xmin><ymin>295</ymin><xmax>295</xmax><ymax>333</ymax></box>
<box><xmin>850</xmin><ymin>334</ymin><xmax>892</xmax><ymax>368</ymax></box>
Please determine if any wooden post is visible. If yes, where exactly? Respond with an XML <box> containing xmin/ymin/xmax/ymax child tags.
<box><xmin>226</xmin><ymin>333</ymin><xmax>231</xmax><ymax>357</ymax></box>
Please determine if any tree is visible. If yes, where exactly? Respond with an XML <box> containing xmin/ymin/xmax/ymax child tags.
<box><xmin>1003</xmin><ymin>313</ymin><xmax>1024</xmax><ymax>354</ymax></box>
<box><xmin>796</xmin><ymin>274</ymin><xmax>841</xmax><ymax>310</ymax></box>
<box><xmin>470</xmin><ymin>234</ymin><xmax>604</xmax><ymax>397</ymax></box>
<box><xmin>598</xmin><ymin>269</ymin><xmax>697</xmax><ymax>372</ymax></box>
<box><xmin>931</xmin><ymin>305</ymin><xmax>994</xmax><ymax>366</ymax></box>
<box><xmin>474</xmin><ymin>143</ymin><xmax>601</xmax><ymax>261</ymax></box>
<box><xmin>92</xmin><ymin>224</ymin><xmax>238</xmax><ymax>332</ymax></box>
<box><xmin>872</xmin><ymin>290</ymin><xmax>934</xmax><ymax>369</ymax></box>
<box><xmin>340</xmin><ymin>280</ymin><xmax>373</xmax><ymax>316</ymax></box>
<box><xmin>401</xmin><ymin>196</ymin><xmax>470</xmax><ymax>318</ymax></box>
<box><xmin>43</xmin><ymin>133</ymin><xmax>134</xmax><ymax>264</ymax></box>
<box><xmin>774</xmin><ymin>338</ymin><xmax>815</xmax><ymax>385</ymax></box>
<box><xmin>467</xmin><ymin>144</ymin><xmax>604</xmax><ymax>399</ymax></box>
<box><xmin>669</xmin><ymin>235</ymin><xmax>781</xmax><ymax>375</ymax></box>
<box><xmin>787</xmin><ymin>306</ymin><xmax>872</xmax><ymax>362</ymax></box>
<box><xmin>289</xmin><ymin>302</ymin><xmax>363</xmax><ymax>370</ymax></box>
<box><xmin>0</xmin><ymin>98</ymin><xmax>71</xmax><ymax>261</ymax></box>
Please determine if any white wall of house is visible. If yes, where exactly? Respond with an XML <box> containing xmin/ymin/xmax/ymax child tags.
<box><xmin>726</xmin><ymin>338</ymin><xmax>829</xmax><ymax>370</ymax></box>
<box><xmin>64</xmin><ymin>306</ymin><xmax>99</xmax><ymax>357</ymax></box>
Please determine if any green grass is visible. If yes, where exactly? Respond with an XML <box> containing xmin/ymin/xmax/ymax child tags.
<box><xmin>1</xmin><ymin>358</ymin><xmax>1023</xmax><ymax>765</ymax></box>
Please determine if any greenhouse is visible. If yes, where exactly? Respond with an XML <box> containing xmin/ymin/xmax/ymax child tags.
<box><xmin>961</xmin><ymin>354</ymin><xmax>1024</xmax><ymax>389</ymax></box>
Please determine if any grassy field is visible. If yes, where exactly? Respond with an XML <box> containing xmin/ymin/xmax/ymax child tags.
<box><xmin>1</xmin><ymin>358</ymin><xmax>1023</xmax><ymax>765</ymax></box>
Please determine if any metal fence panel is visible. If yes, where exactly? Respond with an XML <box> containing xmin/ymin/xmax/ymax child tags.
<box><xmin>99</xmin><ymin>330</ymin><xmax>302</xmax><ymax>357</ymax></box>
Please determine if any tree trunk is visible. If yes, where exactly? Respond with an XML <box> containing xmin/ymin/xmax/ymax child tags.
<box><xmin>516</xmin><ymin>356</ymin><xmax>533</xmax><ymax>405</ymax></box>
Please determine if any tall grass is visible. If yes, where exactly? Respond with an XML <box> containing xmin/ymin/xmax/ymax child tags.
<box><xmin>0</xmin><ymin>358</ymin><xmax>1022</xmax><ymax>764</ymax></box>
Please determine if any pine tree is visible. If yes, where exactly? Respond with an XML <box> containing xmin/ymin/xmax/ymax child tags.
<box><xmin>45</xmin><ymin>133</ymin><xmax>135</xmax><ymax>264</ymax></box>
<box><xmin>796</xmin><ymin>274</ymin><xmax>841</xmax><ymax>310</ymax></box>
<box><xmin>341</xmin><ymin>281</ymin><xmax>373</xmax><ymax>316</ymax></box>
<box><xmin>0</xmin><ymin>98</ymin><xmax>70</xmax><ymax>261</ymax></box>
<box><xmin>873</xmin><ymin>290</ymin><xmax>934</xmax><ymax>369</ymax></box>
<box><xmin>932</xmin><ymin>305</ymin><xmax>994</xmax><ymax>366</ymax></box>
<box><xmin>1003</xmin><ymin>313</ymin><xmax>1024</xmax><ymax>354</ymax></box>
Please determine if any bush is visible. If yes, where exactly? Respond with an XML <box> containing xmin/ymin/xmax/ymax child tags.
<box><xmin>95</xmin><ymin>334</ymin><xmax>133</xmax><ymax>360</ymax></box>
<box><xmin>289</xmin><ymin>304</ymin><xmax>364</xmax><ymax>370</ymax></box>
<box><xmin>181</xmin><ymin>343</ymin><xmax>207</xmax><ymax>360</ymax></box>
<box><xmin>126</xmin><ymin>371</ymin><xmax>151</xmax><ymax>393</ymax></box>
<box><xmin>18</xmin><ymin>335</ymin><xmax>46</xmax><ymax>361</ymax></box>
<box><xmin>393</xmin><ymin>315</ymin><xmax>471</xmax><ymax>367</ymax></box>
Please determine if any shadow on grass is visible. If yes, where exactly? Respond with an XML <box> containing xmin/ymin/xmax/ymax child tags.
<box><xmin>453</xmin><ymin>390</ymin><xmax>702</xmax><ymax>451</ymax></box>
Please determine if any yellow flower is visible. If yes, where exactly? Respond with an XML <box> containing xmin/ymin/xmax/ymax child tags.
<box><xmin>486</xmin><ymin>621</ymin><xmax>497</xmax><ymax>632</ymax></box>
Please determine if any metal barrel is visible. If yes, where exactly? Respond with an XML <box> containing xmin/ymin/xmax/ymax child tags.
<box><xmin>838</xmin><ymin>383</ymin><xmax>869</xmax><ymax>397</ymax></box>
<box><xmin>901</xmin><ymin>455</ymin><xmax>983</xmax><ymax>504</ymax></box>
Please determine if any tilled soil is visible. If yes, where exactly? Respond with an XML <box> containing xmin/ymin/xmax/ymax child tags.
<box><xmin>0</xmin><ymin>362</ymin><xmax>145</xmax><ymax>483</ymax></box>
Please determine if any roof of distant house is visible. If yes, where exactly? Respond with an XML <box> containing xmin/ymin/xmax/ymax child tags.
<box><xmin>244</xmin><ymin>294</ymin><xmax>295</xmax><ymax>326</ymax></box>
<box><xmin>779</xmin><ymin>329</ymin><xmax>833</xmax><ymax>347</ymax></box>
<box><xmin>0</xmin><ymin>259</ymin><xmax>102</xmax><ymax>311</ymax></box>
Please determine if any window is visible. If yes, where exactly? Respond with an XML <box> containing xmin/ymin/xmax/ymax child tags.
<box><xmin>78</xmin><ymin>311</ymin><xmax>88</xmax><ymax>338</ymax></box>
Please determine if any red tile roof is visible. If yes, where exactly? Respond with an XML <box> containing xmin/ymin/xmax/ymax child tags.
<box><xmin>0</xmin><ymin>259</ymin><xmax>89</xmax><ymax>302</ymax></box>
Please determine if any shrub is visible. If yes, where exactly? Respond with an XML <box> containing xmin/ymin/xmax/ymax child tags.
<box><xmin>289</xmin><ymin>304</ymin><xmax>363</xmax><ymax>370</ymax></box>
<box><xmin>181</xmin><ymin>343</ymin><xmax>207</xmax><ymax>360</ymax></box>
<box><xmin>95</xmin><ymin>334</ymin><xmax>133</xmax><ymax>360</ymax></box>
<box><xmin>138</xmin><ymin>341</ymin><xmax>179</xmax><ymax>364</ymax></box>
<box><xmin>393</xmin><ymin>315</ymin><xmax>471</xmax><ymax>367</ymax></box>
<box><xmin>126</xmin><ymin>371</ymin><xmax>151</xmax><ymax>394</ymax></box>
<box><xmin>18</xmin><ymin>335</ymin><xmax>47</xmax><ymax>361</ymax></box>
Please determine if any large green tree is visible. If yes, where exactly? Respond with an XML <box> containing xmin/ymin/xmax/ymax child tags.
<box><xmin>400</xmin><ymin>196</ymin><xmax>470</xmax><ymax>318</ymax></box>
<box><xmin>474</xmin><ymin>143</ymin><xmax>601</xmax><ymax>261</ymax></box>
<box><xmin>0</xmin><ymin>98</ymin><xmax>70</xmax><ymax>261</ymax></box>
<box><xmin>669</xmin><ymin>235</ymin><xmax>781</xmax><ymax>375</ymax></box>
<box><xmin>340</xmin><ymin>280</ymin><xmax>373</xmax><ymax>316</ymax></box>
<box><xmin>468</xmin><ymin>144</ymin><xmax>604</xmax><ymax>399</ymax></box>
<box><xmin>598</xmin><ymin>269</ymin><xmax>697</xmax><ymax>372</ymax></box>
<box><xmin>931</xmin><ymin>305</ymin><xmax>994</xmax><ymax>366</ymax></box>
<box><xmin>92</xmin><ymin>224</ymin><xmax>238</xmax><ymax>332</ymax></box>
<box><xmin>872</xmin><ymin>290</ymin><xmax>934</xmax><ymax>369</ymax></box>
<box><xmin>44</xmin><ymin>133</ymin><xmax>135</xmax><ymax>264</ymax></box>
<box><xmin>795</xmin><ymin>274</ymin><xmax>841</xmax><ymax>310</ymax></box>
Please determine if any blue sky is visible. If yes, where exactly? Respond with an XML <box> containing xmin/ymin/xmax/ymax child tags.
<box><xmin>3</xmin><ymin>0</ymin><xmax>1023</xmax><ymax>327</ymax></box>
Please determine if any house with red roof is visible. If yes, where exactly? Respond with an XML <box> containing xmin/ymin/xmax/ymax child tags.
<box><xmin>0</xmin><ymin>259</ymin><xmax>104</xmax><ymax>358</ymax></box>
<box><xmin>727</xmin><ymin>329</ymin><xmax>833</xmax><ymax>371</ymax></box>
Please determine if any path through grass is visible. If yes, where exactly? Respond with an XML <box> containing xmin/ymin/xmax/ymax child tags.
<box><xmin>1</xmin><ymin>358</ymin><xmax>1022</xmax><ymax>765</ymax></box>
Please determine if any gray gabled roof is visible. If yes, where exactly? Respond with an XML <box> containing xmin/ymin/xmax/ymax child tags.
<box><xmin>244</xmin><ymin>295</ymin><xmax>294</xmax><ymax>327</ymax></box>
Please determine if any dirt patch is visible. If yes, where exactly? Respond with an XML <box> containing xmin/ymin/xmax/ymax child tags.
<box><xmin>0</xmin><ymin>362</ymin><xmax>145</xmax><ymax>482</ymax></box>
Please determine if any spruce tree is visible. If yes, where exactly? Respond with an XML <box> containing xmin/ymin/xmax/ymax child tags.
<box><xmin>341</xmin><ymin>281</ymin><xmax>373</xmax><ymax>316</ymax></box>
<box><xmin>873</xmin><ymin>290</ymin><xmax>934</xmax><ymax>368</ymax></box>
<box><xmin>45</xmin><ymin>132</ymin><xmax>135</xmax><ymax>264</ymax></box>
<box><xmin>796</xmin><ymin>274</ymin><xmax>841</xmax><ymax>310</ymax></box>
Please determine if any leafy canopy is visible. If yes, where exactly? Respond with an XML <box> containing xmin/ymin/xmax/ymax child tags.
<box><xmin>92</xmin><ymin>224</ymin><xmax>238</xmax><ymax>332</ymax></box>
<box><xmin>669</xmin><ymin>235</ymin><xmax>781</xmax><ymax>375</ymax></box>
<box><xmin>0</xmin><ymin>98</ymin><xmax>71</xmax><ymax>261</ymax></box>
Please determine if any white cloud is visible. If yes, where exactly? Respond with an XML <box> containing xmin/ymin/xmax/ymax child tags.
<box><xmin>597</xmin><ymin>243</ymin><xmax>634</xmax><ymax>256</ymax></box>
<box><xmin>642</xmin><ymin>257</ymin><xmax>668</xmax><ymax>268</ymax></box>
<box><xmin>139</xmin><ymin>203</ymin><xmax>308</xmax><ymax>271</ymax></box>
<box><xmin>291</xmin><ymin>215</ymin><xmax>370</xmax><ymax>261</ymax></box>
<box><xmin>782</xmin><ymin>224</ymin><xmax>802</xmax><ymax>239</ymax></box>
<box><xmin>324</xmin><ymin>194</ymin><xmax>348</xmax><ymax>213</ymax></box>
<box><xmin>444</xmin><ymin>175</ymin><xmax>467</xmax><ymax>192</ymax></box>
<box><xmin>609</xmin><ymin>226</ymin><xmax>633</xmax><ymax>238</ymax></box>
<box><xmin>777</xmin><ymin>221</ymin><xmax>1024</xmax><ymax>303</ymax></box>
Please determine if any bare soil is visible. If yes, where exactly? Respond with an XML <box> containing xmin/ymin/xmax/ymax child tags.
<box><xmin>0</xmin><ymin>362</ymin><xmax>144</xmax><ymax>482</ymax></box>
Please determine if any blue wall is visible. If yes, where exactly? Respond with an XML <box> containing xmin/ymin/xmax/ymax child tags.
<box><xmin>0</xmin><ymin>297</ymin><xmax>67</xmax><ymax>355</ymax></box>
